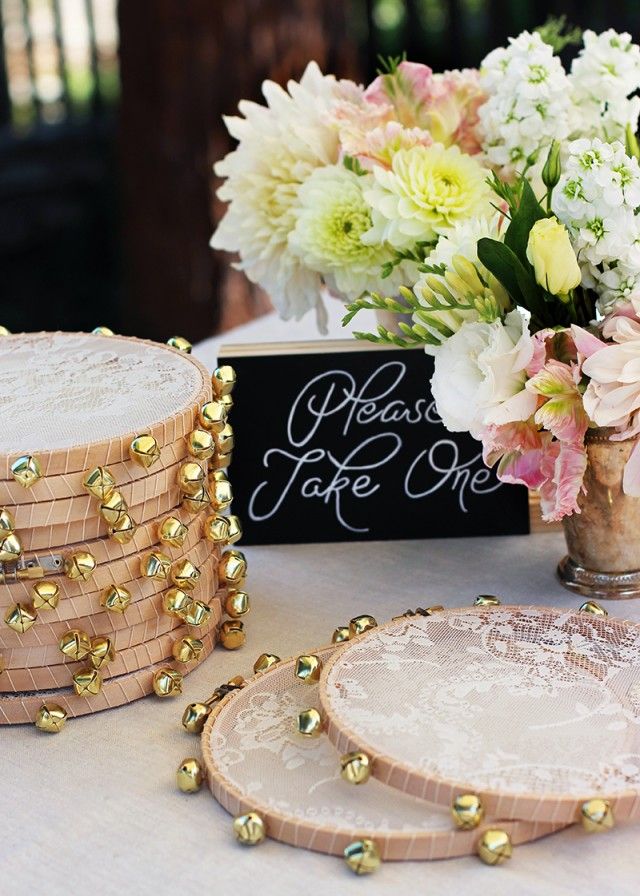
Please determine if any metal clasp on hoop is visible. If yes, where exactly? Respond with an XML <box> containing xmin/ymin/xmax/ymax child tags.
<box><xmin>0</xmin><ymin>554</ymin><xmax>65</xmax><ymax>584</ymax></box>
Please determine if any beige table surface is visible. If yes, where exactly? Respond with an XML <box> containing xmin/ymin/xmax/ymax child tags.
<box><xmin>2</xmin><ymin>307</ymin><xmax>639</xmax><ymax>895</ymax></box>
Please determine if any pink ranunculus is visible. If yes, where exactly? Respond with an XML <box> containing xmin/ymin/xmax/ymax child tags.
<box><xmin>526</xmin><ymin>359</ymin><xmax>590</xmax><ymax>444</ymax></box>
<box><xmin>538</xmin><ymin>441</ymin><xmax>587</xmax><ymax>522</ymax></box>
<box><xmin>582</xmin><ymin>338</ymin><xmax>640</xmax><ymax>430</ymax></box>
<box><xmin>429</xmin><ymin>69</ymin><xmax>487</xmax><ymax>155</ymax></box>
<box><xmin>364</xmin><ymin>62</ymin><xmax>435</xmax><ymax>125</ymax></box>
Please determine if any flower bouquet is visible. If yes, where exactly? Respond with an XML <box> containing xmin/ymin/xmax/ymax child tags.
<box><xmin>212</xmin><ymin>23</ymin><xmax>640</xmax><ymax>596</ymax></box>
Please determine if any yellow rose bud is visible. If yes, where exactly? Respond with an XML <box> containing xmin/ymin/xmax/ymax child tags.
<box><xmin>526</xmin><ymin>217</ymin><xmax>582</xmax><ymax>296</ymax></box>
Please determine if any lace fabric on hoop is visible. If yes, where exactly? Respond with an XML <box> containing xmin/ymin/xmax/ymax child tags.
<box><xmin>0</xmin><ymin>333</ymin><xmax>206</xmax><ymax>453</ymax></box>
<box><xmin>320</xmin><ymin>607</ymin><xmax>640</xmax><ymax>805</ymax></box>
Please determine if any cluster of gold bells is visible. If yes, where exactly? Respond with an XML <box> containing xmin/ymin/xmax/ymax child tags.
<box><xmin>174</xmin><ymin>595</ymin><xmax>614</xmax><ymax>875</ymax></box>
<box><xmin>0</xmin><ymin>328</ymin><xmax>249</xmax><ymax>728</ymax></box>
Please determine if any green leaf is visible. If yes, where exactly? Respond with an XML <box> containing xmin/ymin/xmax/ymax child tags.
<box><xmin>477</xmin><ymin>238</ymin><xmax>546</xmax><ymax>322</ymax></box>
<box><xmin>504</xmin><ymin>178</ymin><xmax>546</xmax><ymax>265</ymax></box>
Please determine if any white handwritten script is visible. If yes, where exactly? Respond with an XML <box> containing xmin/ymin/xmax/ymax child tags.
<box><xmin>248</xmin><ymin>361</ymin><xmax>502</xmax><ymax>533</ymax></box>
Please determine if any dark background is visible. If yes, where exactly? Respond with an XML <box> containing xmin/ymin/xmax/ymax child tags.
<box><xmin>0</xmin><ymin>1</ymin><xmax>638</xmax><ymax>343</ymax></box>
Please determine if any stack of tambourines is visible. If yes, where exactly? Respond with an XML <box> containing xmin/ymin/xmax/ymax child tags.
<box><xmin>0</xmin><ymin>330</ymin><xmax>248</xmax><ymax>731</ymax></box>
<box><xmin>179</xmin><ymin>601</ymin><xmax>640</xmax><ymax>874</ymax></box>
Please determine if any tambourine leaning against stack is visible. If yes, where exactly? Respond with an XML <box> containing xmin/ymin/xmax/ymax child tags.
<box><xmin>0</xmin><ymin>330</ymin><xmax>248</xmax><ymax>731</ymax></box>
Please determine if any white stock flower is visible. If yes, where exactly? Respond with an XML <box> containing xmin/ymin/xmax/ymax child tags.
<box><xmin>211</xmin><ymin>62</ymin><xmax>351</xmax><ymax>331</ymax></box>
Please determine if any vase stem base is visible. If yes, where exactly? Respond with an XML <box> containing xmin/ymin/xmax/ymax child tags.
<box><xmin>557</xmin><ymin>556</ymin><xmax>640</xmax><ymax>600</ymax></box>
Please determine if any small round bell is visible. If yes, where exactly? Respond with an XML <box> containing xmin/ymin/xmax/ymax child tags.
<box><xmin>59</xmin><ymin>629</ymin><xmax>91</xmax><ymax>661</ymax></box>
<box><xmin>220</xmin><ymin>393</ymin><xmax>233</xmax><ymax>414</ymax></box>
<box><xmin>172</xmin><ymin>636</ymin><xmax>204</xmax><ymax>664</ymax></box>
<box><xmin>580</xmin><ymin>798</ymin><xmax>614</xmax><ymax>833</ymax></box>
<box><xmin>349</xmin><ymin>615</ymin><xmax>377</xmax><ymax>638</ymax></box>
<box><xmin>34</xmin><ymin>703</ymin><xmax>67</xmax><ymax>733</ymax></box>
<box><xmin>226</xmin><ymin>515</ymin><xmax>242</xmax><ymax>545</ymax></box>
<box><xmin>0</xmin><ymin>507</ymin><xmax>15</xmax><ymax>533</ymax></box>
<box><xmin>340</xmin><ymin>751</ymin><xmax>371</xmax><ymax>785</ymax></box>
<box><xmin>451</xmin><ymin>793</ymin><xmax>484</xmax><ymax>830</ymax></box>
<box><xmin>162</xmin><ymin>588</ymin><xmax>194</xmax><ymax>620</ymax></box>
<box><xmin>476</xmin><ymin>829</ymin><xmax>513</xmax><ymax>865</ymax></box>
<box><xmin>32</xmin><ymin>581</ymin><xmax>60</xmax><ymax>611</ymax></box>
<box><xmin>253</xmin><ymin>653</ymin><xmax>280</xmax><ymax>674</ymax></box>
<box><xmin>10</xmin><ymin>455</ymin><xmax>42</xmax><ymax>489</ymax></box>
<box><xmin>224</xmin><ymin>590</ymin><xmax>250</xmax><ymax>618</ymax></box>
<box><xmin>474</xmin><ymin>594</ymin><xmax>501</xmax><ymax>607</ymax></box>
<box><xmin>343</xmin><ymin>839</ymin><xmax>381</xmax><ymax>875</ymax></box>
<box><xmin>204</xmin><ymin>514</ymin><xmax>230</xmax><ymax>544</ymax></box>
<box><xmin>186</xmin><ymin>429</ymin><xmax>216</xmax><ymax>461</ymax></box>
<box><xmin>181</xmin><ymin>485</ymin><xmax>210</xmax><ymax>514</ymax></box>
<box><xmin>64</xmin><ymin>551</ymin><xmax>97</xmax><ymax>582</ymax></box>
<box><xmin>232</xmin><ymin>812</ymin><xmax>265</xmax><ymax>846</ymax></box>
<box><xmin>220</xmin><ymin>619</ymin><xmax>245</xmax><ymax>650</ymax></box>
<box><xmin>140</xmin><ymin>551</ymin><xmax>171</xmax><ymax>580</ymax></box>
<box><xmin>211</xmin><ymin>451</ymin><xmax>232</xmax><ymax>471</ymax></box>
<box><xmin>294</xmin><ymin>654</ymin><xmax>322</xmax><ymax>684</ymax></box>
<box><xmin>297</xmin><ymin>708</ymin><xmax>323</xmax><ymax>738</ymax></box>
<box><xmin>215</xmin><ymin>423</ymin><xmax>234</xmax><ymax>455</ymax></box>
<box><xmin>72</xmin><ymin>668</ymin><xmax>103</xmax><ymax>697</ymax></box>
<box><xmin>199</xmin><ymin>401</ymin><xmax>227</xmax><ymax>434</ymax></box>
<box><xmin>99</xmin><ymin>490</ymin><xmax>129</xmax><ymax>526</ymax></box>
<box><xmin>227</xmin><ymin>675</ymin><xmax>246</xmax><ymax>688</ymax></box>
<box><xmin>178</xmin><ymin>461</ymin><xmax>206</xmax><ymax>496</ymax></box>
<box><xmin>212</xmin><ymin>365</ymin><xmax>236</xmax><ymax>397</ymax></box>
<box><xmin>176</xmin><ymin>757</ymin><xmax>204</xmax><ymax>792</ymax></box>
<box><xmin>89</xmin><ymin>636</ymin><xmax>116</xmax><ymax>670</ymax></box>
<box><xmin>170</xmin><ymin>558</ymin><xmax>201</xmax><ymax>591</ymax></box>
<box><xmin>92</xmin><ymin>325</ymin><xmax>114</xmax><ymax>336</ymax></box>
<box><xmin>209</xmin><ymin>475</ymin><xmax>233</xmax><ymax>511</ymax></box>
<box><xmin>129</xmin><ymin>434</ymin><xmax>161</xmax><ymax>469</ymax></box>
<box><xmin>183</xmin><ymin>600</ymin><xmax>211</xmax><ymax>628</ymax></box>
<box><xmin>108</xmin><ymin>513</ymin><xmax>138</xmax><ymax>544</ymax></box>
<box><xmin>100</xmin><ymin>584</ymin><xmax>131</xmax><ymax>614</ymax></box>
<box><xmin>0</xmin><ymin>532</ymin><xmax>22</xmax><ymax>563</ymax></box>
<box><xmin>218</xmin><ymin>550</ymin><xmax>247</xmax><ymax>587</ymax></box>
<box><xmin>182</xmin><ymin>702</ymin><xmax>212</xmax><ymax>734</ymax></box>
<box><xmin>332</xmin><ymin>626</ymin><xmax>350</xmax><ymax>644</ymax></box>
<box><xmin>167</xmin><ymin>336</ymin><xmax>192</xmax><ymax>353</ymax></box>
<box><xmin>4</xmin><ymin>603</ymin><xmax>37</xmax><ymax>634</ymax></box>
<box><xmin>83</xmin><ymin>466</ymin><xmax>116</xmax><ymax>501</ymax></box>
<box><xmin>579</xmin><ymin>600</ymin><xmax>608</xmax><ymax>617</ymax></box>
<box><xmin>158</xmin><ymin>516</ymin><xmax>189</xmax><ymax>549</ymax></box>
<box><xmin>153</xmin><ymin>668</ymin><xmax>183</xmax><ymax>697</ymax></box>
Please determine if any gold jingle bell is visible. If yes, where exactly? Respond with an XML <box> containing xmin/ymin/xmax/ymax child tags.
<box><xmin>163</xmin><ymin>588</ymin><xmax>194</xmax><ymax>620</ymax></box>
<box><xmin>212</xmin><ymin>365</ymin><xmax>236</xmax><ymax>397</ymax></box>
<box><xmin>89</xmin><ymin>636</ymin><xmax>116</xmax><ymax>670</ymax></box>
<box><xmin>340</xmin><ymin>751</ymin><xmax>372</xmax><ymax>785</ymax></box>
<box><xmin>294</xmin><ymin>654</ymin><xmax>322</xmax><ymax>684</ymax></box>
<box><xmin>59</xmin><ymin>629</ymin><xmax>91</xmax><ymax>661</ymax></box>
<box><xmin>0</xmin><ymin>507</ymin><xmax>16</xmax><ymax>533</ymax></box>
<box><xmin>99</xmin><ymin>490</ymin><xmax>129</xmax><ymax>526</ymax></box>
<box><xmin>178</xmin><ymin>461</ymin><xmax>206</xmax><ymax>496</ymax></box>
<box><xmin>32</xmin><ymin>581</ymin><xmax>60</xmax><ymax>611</ymax></box>
<box><xmin>332</xmin><ymin>626</ymin><xmax>350</xmax><ymax>644</ymax></box>
<box><xmin>476</xmin><ymin>829</ymin><xmax>513</xmax><ymax>865</ymax></box>
<box><xmin>109</xmin><ymin>513</ymin><xmax>138</xmax><ymax>544</ymax></box>
<box><xmin>233</xmin><ymin>812</ymin><xmax>265</xmax><ymax>847</ymax></box>
<box><xmin>211</xmin><ymin>450</ymin><xmax>232</xmax><ymax>471</ymax></box>
<box><xmin>209</xmin><ymin>474</ymin><xmax>233</xmax><ymax>511</ymax></box>
<box><xmin>452</xmin><ymin>793</ymin><xmax>484</xmax><ymax>830</ymax></box>
<box><xmin>171</xmin><ymin>558</ymin><xmax>201</xmax><ymax>591</ymax></box>
<box><xmin>182</xmin><ymin>485</ymin><xmax>210</xmax><ymax>514</ymax></box>
<box><xmin>215</xmin><ymin>423</ymin><xmax>234</xmax><ymax>455</ymax></box>
<box><xmin>35</xmin><ymin>703</ymin><xmax>67</xmax><ymax>733</ymax></box>
<box><xmin>5</xmin><ymin>603</ymin><xmax>37</xmax><ymax>633</ymax></box>
<box><xmin>220</xmin><ymin>391</ymin><xmax>233</xmax><ymax>412</ymax></box>
<box><xmin>220</xmin><ymin>619</ymin><xmax>245</xmax><ymax>650</ymax></box>
<box><xmin>343</xmin><ymin>839</ymin><xmax>381</xmax><ymax>875</ymax></box>
<box><xmin>199</xmin><ymin>400</ymin><xmax>227</xmax><ymax>434</ymax></box>
<box><xmin>140</xmin><ymin>551</ymin><xmax>171</xmax><ymax>580</ymax></box>
<box><xmin>218</xmin><ymin>550</ymin><xmax>247</xmax><ymax>587</ymax></box>
<box><xmin>579</xmin><ymin>600</ymin><xmax>608</xmax><ymax>617</ymax></box>
<box><xmin>297</xmin><ymin>708</ymin><xmax>323</xmax><ymax>738</ymax></box>
<box><xmin>173</xmin><ymin>636</ymin><xmax>204</xmax><ymax>664</ymax></box>
<box><xmin>129</xmin><ymin>434</ymin><xmax>161</xmax><ymax>469</ymax></box>
<box><xmin>176</xmin><ymin>757</ymin><xmax>204</xmax><ymax>792</ymax></box>
<box><xmin>224</xmin><ymin>590</ymin><xmax>250</xmax><ymax>618</ymax></box>
<box><xmin>0</xmin><ymin>532</ymin><xmax>22</xmax><ymax>563</ymax></box>
<box><xmin>581</xmin><ymin>798</ymin><xmax>614</xmax><ymax>833</ymax></box>
<box><xmin>226</xmin><ymin>515</ymin><xmax>242</xmax><ymax>545</ymax></box>
<box><xmin>349</xmin><ymin>615</ymin><xmax>377</xmax><ymax>637</ymax></box>
<box><xmin>184</xmin><ymin>600</ymin><xmax>211</xmax><ymax>628</ymax></box>
<box><xmin>158</xmin><ymin>516</ymin><xmax>189</xmax><ymax>549</ymax></box>
<box><xmin>167</xmin><ymin>336</ymin><xmax>192</xmax><ymax>353</ymax></box>
<box><xmin>65</xmin><ymin>551</ymin><xmax>97</xmax><ymax>582</ymax></box>
<box><xmin>10</xmin><ymin>455</ymin><xmax>42</xmax><ymax>489</ymax></box>
<box><xmin>182</xmin><ymin>702</ymin><xmax>212</xmax><ymax>734</ymax></box>
<box><xmin>100</xmin><ymin>584</ymin><xmax>131</xmax><ymax>614</ymax></box>
<box><xmin>153</xmin><ymin>667</ymin><xmax>183</xmax><ymax>697</ymax></box>
<box><xmin>186</xmin><ymin>429</ymin><xmax>216</xmax><ymax>461</ymax></box>
<box><xmin>204</xmin><ymin>514</ymin><xmax>230</xmax><ymax>544</ymax></box>
<box><xmin>253</xmin><ymin>653</ymin><xmax>280</xmax><ymax>674</ymax></box>
<box><xmin>92</xmin><ymin>325</ymin><xmax>114</xmax><ymax>336</ymax></box>
<box><xmin>83</xmin><ymin>466</ymin><xmax>116</xmax><ymax>501</ymax></box>
<box><xmin>474</xmin><ymin>594</ymin><xmax>502</xmax><ymax>607</ymax></box>
<box><xmin>72</xmin><ymin>668</ymin><xmax>103</xmax><ymax>697</ymax></box>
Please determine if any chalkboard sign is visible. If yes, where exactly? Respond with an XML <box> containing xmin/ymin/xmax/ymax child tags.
<box><xmin>219</xmin><ymin>341</ymin><xmax>530</xmax><ymax>545</ymax></box>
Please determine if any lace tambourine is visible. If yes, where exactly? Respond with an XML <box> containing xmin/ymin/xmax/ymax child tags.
<box><xmin>202</xmin><ymin>645</ymin><xmax>566</xmax><ymax>860</ymax></box>
<box><xmin>319</xmin><ymin>606</ymin><xmax>640</xmax><ymax>825</ymax></box>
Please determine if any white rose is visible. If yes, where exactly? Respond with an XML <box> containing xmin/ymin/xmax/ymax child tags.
<box><xmin>430</xmin><ymin>310</ymin><xmax>537</xmax><ymax>436</ymax></box>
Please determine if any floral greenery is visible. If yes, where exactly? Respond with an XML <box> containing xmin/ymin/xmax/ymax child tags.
<box><xmin>536</xmin><ymin>16</ymin><xmax>582</xmax><ymax>54</ymax></box>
